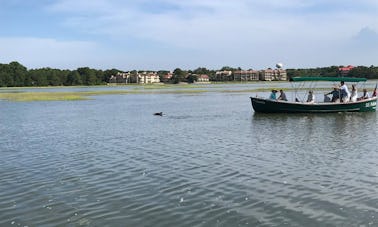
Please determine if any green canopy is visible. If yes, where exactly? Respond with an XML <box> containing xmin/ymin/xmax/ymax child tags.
<box><xmin>290</xmin><ymin>77</ymin><xmax>367</xmax><ymax>82</ymax></box>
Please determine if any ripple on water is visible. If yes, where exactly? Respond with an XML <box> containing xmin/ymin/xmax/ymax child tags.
<box><xmin>1</xmin><ymin>91</ymin><xmax>378</xmax><ymax>226</ymax></box>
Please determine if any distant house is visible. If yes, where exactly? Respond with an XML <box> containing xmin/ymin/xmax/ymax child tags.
<box><xmin>162</xmin><ymin>72</ymin><xmax>173</xmax><ymax>82</ymax></box>
<box><xmin>138</xmin><ymin>72</ymin><xmax>160</xmax><ymax>84</ymax></box>
<box><xmin>259</xmin><ymin>69</ymin><xmax>274</xmax><ymax>81</ymax></box>
<box><xmin>339</xmin><ymin>65</ymin><xmax>354</xmax><ymax>76</ymax></box>
<box><xmin>109</xmin><ymin>72</ymin><xmax>131</xmax><ymax>83</ymax></box>
<box><xmin>275</xmin><ymin>69</ymin><xmax>287</xmax><ymax>81</ymax></box>
<box><xmin>233</xmin><ymin>70</ymin><xmax>259</xmax><ymax>81</ymax></box>
<box><xmin>197</xmin><ymin>74</ymin><xmax>210</xmax><ymax>83</ymax></box>
<box><xmin>259</xmin><ymin>69</ymin><xmax>287</xmax><ymax>81</ymax></box>
<box><xmin>109</xmin><ymin>71</ymin><xmax>160</xmax><ymax>84</ymax></box>
<box><xmin>215</xmin><ymin>70</ymin><xmax>233</xmax><ymax>81</ymax></box>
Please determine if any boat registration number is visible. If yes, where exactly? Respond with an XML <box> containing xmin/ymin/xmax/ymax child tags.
<box><xmin>365</xmin><ymin>101</ymin><xmax>376</xmax><ymax>108</ymax></box>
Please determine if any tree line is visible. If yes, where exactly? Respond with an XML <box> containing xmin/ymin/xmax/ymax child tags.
<box><xmin>1</xmin><ymin>61</ymin><xmax>378</xmax><ymax>87</ymax></box>
<box><xmin>286</xmin><ymin>65</ymin><xmax>378</xmax><ymax>79</ymax></box>
<box><xmin>0</xmin><ymin>61</ymin><xmax>122</xmax><ymax>87</ymax></box>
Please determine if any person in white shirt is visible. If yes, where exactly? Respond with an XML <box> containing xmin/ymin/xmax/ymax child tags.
<box><xmin>339</xmin><ymin>81</ymin><xmax>350</xmax><ymax>102</ymax></box>
<box><xmin>350</xmin><ymin>84</ymin><xmax>357</xmax><ymax>102</ymax></box>
<box><xmin>358</xmin><ymin>88</ymin><xmax>370</xmax><ymax>100</ymax></box>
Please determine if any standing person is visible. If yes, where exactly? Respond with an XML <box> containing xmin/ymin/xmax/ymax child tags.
<box><xmin>339</xmin><ymin>81</ymin><xmax>350</xmax><ymax>102</ymax></box>
<box><xmin>306</xmin><ymin>90</ymin><xmax>315</xmax><ymax>103</ymax></box>
<box><xmin>269</xmin><ymin>90</ymin><xmax>278</xmax><ymax>100</ymax></box>
<box><xmin>350</xmin><ymin>84</ymin><xmax>358</xmax><ymax>102</ymax></box>
<box><xmin>373</xmin><ymin>84</ymin><xmax>377</xmax><ymax>97</ymax></box>
<box><xmin>277</xmin><ymin>89</ymin><xmax>288</xmax><ymax>101</ymax></box>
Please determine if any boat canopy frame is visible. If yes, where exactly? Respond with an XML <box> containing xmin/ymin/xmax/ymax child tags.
<box><xmin>290</xmin><ymin>77</ymin><xmax>367</xmax><ymax>82</ymax></box>
<box><xmin>289</xmin><ymin>77</ymin><xmax>368</xmax><ymax>102</ymax></box>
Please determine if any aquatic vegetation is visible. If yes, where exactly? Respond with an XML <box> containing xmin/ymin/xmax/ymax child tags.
<box><xmin>0</xmin><ymin>84</ymin><xmax>336</xmax><ymax>102</ymax></box>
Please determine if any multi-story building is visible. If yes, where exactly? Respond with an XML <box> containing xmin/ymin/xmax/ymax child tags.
<box><xmin>259</xmin><ymin>69</ymin><xmax>287</xmax><ymax>81</ymax></box>
<box><xmin>233</xmin><ymin>70</ymin><xmax>259</xmax><ymax>81</ymax></box>
<box><xmin>215</xmin><ymin>71</ymin><xmax>233</xmax><ymax>81</ymax></box>
<box><xmin>109</xmin><ymin>72</ymin><xmax>160</xmax><ymax>84</ymax></box>
<box><xmin>259</xmin><ymin>69</ymin><xmax>274</xmax><ymax>81</ymax></box>
<box><xmin>138</xmin><ymin>72</ymin><xmax>160</xmax><ymax>84</ymax></box>
<box><xmin>274</xmin><ymin>69</ymin><xmax>287</xmax><ymax>81</ymax></box>
<box><xmin>109</xmin><ymin>72</ymin><xmax>131</xmax><ymax>83</ymax></box>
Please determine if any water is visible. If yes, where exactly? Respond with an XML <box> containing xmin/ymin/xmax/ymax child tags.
<box><xmin>1</xmin><ymin>85</ymin><xmax>378</xmax><ymax>226</ymax></box>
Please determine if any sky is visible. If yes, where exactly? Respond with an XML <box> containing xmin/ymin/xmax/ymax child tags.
<box><xmin>0</xmin><ymin>0</ymin><xmax>377</xmax><ymax>71</ymax></box>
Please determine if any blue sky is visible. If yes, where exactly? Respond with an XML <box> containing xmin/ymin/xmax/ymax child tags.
<box><xmin>0</xmin><ymin>0</ymin><xmax>377</xmax><ymax>71</ymax></box>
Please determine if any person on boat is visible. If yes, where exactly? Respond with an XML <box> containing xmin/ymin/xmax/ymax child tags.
<box><xmin>339</xmin><ymin>81</ymin><xmax>350</xmax><ymax>102</ymax></box>
<box><xmin>350</xmin><ymin>84</ymin><xmax>358</xmax><ymax>102</ymax></box>
<box><xmin>325</xmin><ymin>87</ymin><xmax>340</xmax><ymax>102</ymax></box>
<box><xmin>269</xmin><ymin>90</ymin><xmax>278</xmax><ymax>100</ymax></box>
<box><xmin>277</xmin><ymin>89</ymin><xmax>288</xmax><ymax>101</ymax></box>
<box><xmin>323</xmin><ymin>94</ymin><xmax>331</xmax><ymax>102</ymax></box>
<box><xmin>306</xmin><ymin>90</ymin><xmax>315</xmax><ymax>103</ymax></box>
<box><xmin>357</xmin><ymin>88</ymin><xmax>370</xmax><ymax>100</ymax></box>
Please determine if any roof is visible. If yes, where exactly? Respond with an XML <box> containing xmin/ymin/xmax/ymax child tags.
<box><xmin>339</xmin><ymin>65</ymin><xmax>354</xmax><ymax>71</ymax></box>
<box><xmin>290</xmin><ymin>77</ymin><xmax>367</xmax><ymax>82</ymax></box>
<box><xmin>199</xmin><ymin>74</ymin><xmax>209</xmax><ymax>79</ymax></box>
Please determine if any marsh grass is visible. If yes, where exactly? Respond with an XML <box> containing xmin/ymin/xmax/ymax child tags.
<box><xmin>0</xmin><ymin>92</ymin><xmax>88</xmax><ymax>101</ymax></box>
<box><xmin>0</xmin><ymin>89</ymin><xmax>209</xmax><ymax>101</ymax></box>
<box><xmin>0</xmin><ymin>86</ymin><xmax>332</xmax><ymax>102</ymax></box>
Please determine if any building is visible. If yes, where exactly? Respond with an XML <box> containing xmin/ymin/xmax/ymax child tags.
<box><xmin>259</xmin><ymin>69</ymin><xmax>287</xmax><ymax>81</ymax></box>
<box><xmin>339</xmin><ymin>65</ymin><xmax>354</xmax><ymax>76</ymax></box>
<box><xmin>109</xmin><ymin>71</ymin><xmax>160</xmax><ymax>84</ymax></box>
<box><xmin>233</xmin><ymin>70</ymin><xmax>259</xmax><ymax>81</ymax></box>
<box><xmin>196</xmin><ymin>74</ymin><xmax>210</xmax><ymax>83</ymax></box>
<box><xmin>215</xmin><ymin>71</ymin><xmax>233</xmax><ymax>81</ymax></box>
<box><xmin>138</xmin><ymin>72</ymin><xmax>160</xmax><ymax>84</ymax></box>
<box><xmin>259</xmin><ymin>69</ymin><xmax>274</xmax><ymax>81</ymax></box>
<box><xmin>109</xmin><ymin>72</ymin><xmax>131</xmax><ymax>83</ymax></box>
<box><xmin>162</xmin><ymin>72</ymin><xmax>173</xmax><ymax>82</ymax></box>
<box><xmin>274</xmin><ymin>69</ymin><xmax>287</xmax><ymax>81</ymax></box>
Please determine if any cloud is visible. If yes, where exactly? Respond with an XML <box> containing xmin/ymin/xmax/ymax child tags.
<box><xmin>0</xmin><ymin>37</ymin><xmax>103</xmax><ymax>69</ymax></box>
<box><xmin>2</xmin><ymin>0</ymin><xmax>378</xmax><ymax>70</ymax></box>
<box><xmin>353</xmin><ymin>27</ymin><xmax>378</xmax><ymax>44</ymax></box>
<box><xmin>46</xmin><ymin>0</ymin><xmax>378</xmax><ymax>48</ymax></box>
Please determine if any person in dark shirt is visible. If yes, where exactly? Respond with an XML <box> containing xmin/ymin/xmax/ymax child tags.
<box><xmin>325</xmin><ymin>87</ymin><xmax>340</xmax><ymax>102</ymax></box>
<box><xmin>277</xmin><ymin>89</ymin><xmax>288</xmax><ymax>101</ymax></box>
<box><xmin>306</xmin><ymin>90</ymin><xmax>315</xmax><ymax>103</ymax></box>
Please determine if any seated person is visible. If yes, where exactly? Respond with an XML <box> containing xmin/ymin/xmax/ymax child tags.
<box><xmin>357</xmin><ymin>89</ymin><xmax>370</xmax><ymax>100</ymax></box>
<box><xmin>325</xmin><ymin>87</ymin><xmax>340</xmax><ymax>102</ymax></box>
<box><xmin>277</xmin><ymin>89</ymin><xmax>288</xmax><ymax>101</ymax></box>
<box><xmin>269</xmin><ymin>90</ymin><xmax>278</xmax><ymax>100</ymax></box>
<box><xmin>306</xmin><ymin>90</ymin><xmax>315</xmax><ymax>103</ymax></box>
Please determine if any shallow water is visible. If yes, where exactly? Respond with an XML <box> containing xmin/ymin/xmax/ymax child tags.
<box><xmin>1</xmin><ymin>85</ymin><xmax>378</xmax><ymax>226</ymax></box>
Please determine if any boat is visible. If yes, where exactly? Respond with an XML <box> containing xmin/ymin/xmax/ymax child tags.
<box><xmin>250</xmin><ymin>77</ymin><xmax>377</xmax><ymax>113</ymax></box>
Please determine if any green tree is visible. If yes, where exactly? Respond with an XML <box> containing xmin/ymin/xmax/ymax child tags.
<box><xmin>8</xmin><ymin>61</ymin><xmax>27</xmax><ymax>87</ymax></box>
<box><xmin>186</xmin><ymin>74</ymin><xmax>198</xmax><ymax>83</ymax></box>
<box><xmin>78</xmin><ymin>67</ymin><xmax>97</xmax><ymax>85</ymax></box>
<box><xmin>66</xmin><ymin>70</ymin><xmax>82</xmax><ymax>85</ymax></box>
<box><xmin>171</xmin><ymin>68</ymin><xmax>187</xmax><ymax>83</ymax></box>
<box><xmin>103</xmin><ymin>69</ymin><xmax>120</xmax><ymax>83</ymax></box>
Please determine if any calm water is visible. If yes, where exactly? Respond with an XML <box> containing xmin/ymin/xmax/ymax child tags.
<box><xmin>1</xmin><ymin>85</ymin><xmax>378</xmax><ymax>227</ymax></box>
